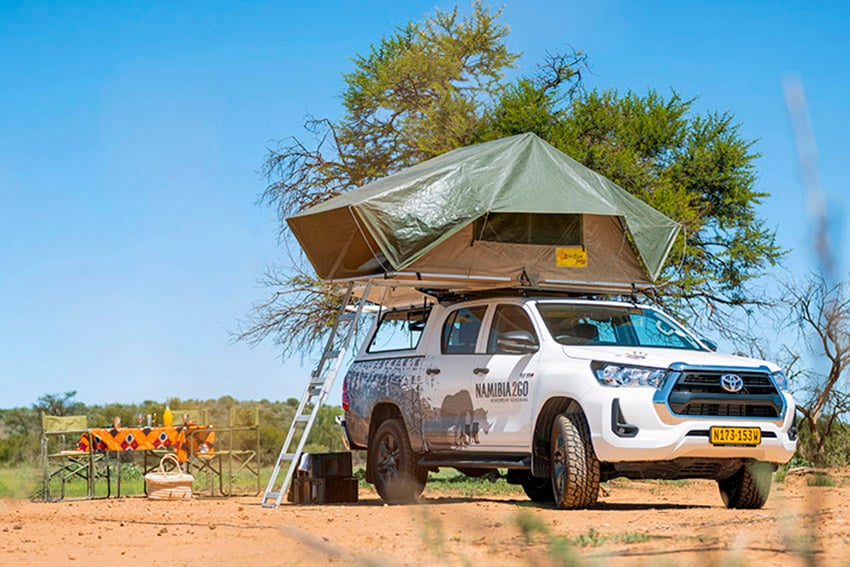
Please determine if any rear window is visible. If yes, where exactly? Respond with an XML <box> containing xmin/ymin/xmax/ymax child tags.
<box><xmin>442</xmin><ymin>306</ymin><xmax>487</xmax><ymax>355</ymax></box>
<box><xmin>367</xmin><ymin>307</ymin><xmax>431</xmax><ymax>353</ymax></box>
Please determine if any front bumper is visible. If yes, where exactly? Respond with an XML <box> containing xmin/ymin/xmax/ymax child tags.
<box><xmin>583</xmin><ymin>387</ymin><xmax>797</xmax><ymax>465</ymax></box>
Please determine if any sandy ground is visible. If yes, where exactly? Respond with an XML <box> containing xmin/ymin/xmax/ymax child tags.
<box><xmin>2</xmin><ymin>473</ymin><xmax>849</xmax><ymax>567</ymax></box>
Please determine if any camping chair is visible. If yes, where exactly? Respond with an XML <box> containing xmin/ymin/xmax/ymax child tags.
<box><xmin>174</xmin><ymin>408</ymin><xmax>209</xmax><ymax>426</ymax></box>
<box><xmin>40</xmin><ymin>415</ymin><xmax>107</xmax><ymax>501</ymax></box>
<box><xmin>188</xmin><ymin>407</ymin><xmax>260</xmax><ymax>496</ymax></box>
<box><xmin>219</xmin><ymin>407</ymin><xmax>261</xmax><ymax>496</ymax></box>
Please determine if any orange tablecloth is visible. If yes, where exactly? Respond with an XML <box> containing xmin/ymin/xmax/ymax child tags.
<box><xmin>78</xmin><ymin>424</ymin><xmax>215</xmax><ymax>463</ymax></box>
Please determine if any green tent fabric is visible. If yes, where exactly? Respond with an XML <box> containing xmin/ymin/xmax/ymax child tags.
<box><xmin>287</xmin><ymin>133</ymin><xmax>681</xmax><ymax>289</ymax></box>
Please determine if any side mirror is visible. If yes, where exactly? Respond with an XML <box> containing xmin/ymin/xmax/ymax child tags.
<box><xmin>496</xmin><ymin>330</ymin><xmax>539</xmax><ymax>354</ymax></box>
<box><xmin>701</xmin><ymin>337</ymin><xmax>718</xmax><ymax>352</ymax></box>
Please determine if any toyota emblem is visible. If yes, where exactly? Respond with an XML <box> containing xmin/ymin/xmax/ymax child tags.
<box><xmin>720</xmin><ymin>374</ymin><xmax>744</xmax><ymax>393</ymax></box>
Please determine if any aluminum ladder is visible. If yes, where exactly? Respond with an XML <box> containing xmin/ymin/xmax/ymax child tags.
<box><xmin>261</xmin><ymin>280</ymin><xmax>372</xmax><ymax>508</ymax></box>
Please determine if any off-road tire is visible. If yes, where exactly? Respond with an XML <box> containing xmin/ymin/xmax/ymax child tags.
<box><xmin>369</xmin><ymin>418</ymin><xmax>427</xmax><ymax>504</ymax></box>
<box><xmin>519</xmin><ymin>471</ymin><xmax>555</xmax><ymax>503</ymax></box>
<box><xmin>718</xmin><ymin>461</ymin><xmax>773</xmax><ymax>509</ymax></box>
<box><xmin>550</xmin><ymin>412</ymin><xmax>600</xmax><ymax>509</ymax></box>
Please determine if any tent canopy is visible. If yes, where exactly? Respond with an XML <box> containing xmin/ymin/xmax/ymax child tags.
<box><xmin>287</xmin><ymin>133</ymin><xmax>681</xmax><ymax>296</ymax></box>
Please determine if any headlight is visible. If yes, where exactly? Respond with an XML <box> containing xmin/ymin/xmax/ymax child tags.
<box><xmin>771</xmin><ymin>370</ymin><xmax>790</xmax><ymax>391</ymax></box>
<box><xmin>591</xmin><ymin>362</ymin><xmax>667</xmax><ymax>388</ymax></box>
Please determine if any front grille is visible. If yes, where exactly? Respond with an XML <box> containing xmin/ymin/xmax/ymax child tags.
<box><xmin>667</xmin><ymin>369</ymin><xmax>782</xmax><ymax>418</ymax></box>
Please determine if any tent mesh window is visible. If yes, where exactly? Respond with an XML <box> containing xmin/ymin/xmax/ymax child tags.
<box><xmin>473</xmin><ymin>213</ymin><xmax>583</xmax><ymax>246</ymax></box>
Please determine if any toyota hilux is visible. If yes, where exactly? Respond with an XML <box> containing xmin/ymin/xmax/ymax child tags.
<box><xmin>342</xmin><ymin>292</ymin><xmax>797</xmax><ymax>509</ymax></box>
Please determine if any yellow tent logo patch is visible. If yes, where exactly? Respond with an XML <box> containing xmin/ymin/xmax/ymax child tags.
<box><xmin>556</xmin><ymin>247</ymin><xmax>587</xmax><ymax>268</ymax></box>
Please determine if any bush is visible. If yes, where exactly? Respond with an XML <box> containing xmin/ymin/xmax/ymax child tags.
<box><xmin>795</xmin><ymin>419</ymin><xmax>850</xmax><ymax>467</ymax></box>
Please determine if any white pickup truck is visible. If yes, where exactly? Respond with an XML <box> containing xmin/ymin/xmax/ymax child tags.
<box><xmin>341</xmin><ymin>292</ymin><xmax>797</xmax><ymax>509</ymax></box>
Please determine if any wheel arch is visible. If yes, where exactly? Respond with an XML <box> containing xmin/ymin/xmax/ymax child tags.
<box><xmin>531</xmin><ymin>397</ymin><xmax>583</xmax><ymax>478</ymax></box>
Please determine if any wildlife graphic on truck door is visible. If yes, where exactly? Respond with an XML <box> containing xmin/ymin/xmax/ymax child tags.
<box><xmin>421</xmin><ymin>305</ymin><xmax>492</xmax><ymax>450</ymax></box>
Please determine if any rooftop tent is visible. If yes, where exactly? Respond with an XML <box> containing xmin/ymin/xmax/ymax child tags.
<box><xmin>287</xmin><ymin>133</ymin><xmax>681</xmax><ymax>297</ymax></box>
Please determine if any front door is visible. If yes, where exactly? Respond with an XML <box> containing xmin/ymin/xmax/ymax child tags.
<box><xmin>467</xmin><ymin>303</ymin><xmax>539</xmax><ymax>450</ymax></box>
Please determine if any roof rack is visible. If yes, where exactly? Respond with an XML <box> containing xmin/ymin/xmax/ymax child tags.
<box><xmin>327</xmin><ymin>271</ymin><xmax>653</xmax><ymax>308</ymax></box>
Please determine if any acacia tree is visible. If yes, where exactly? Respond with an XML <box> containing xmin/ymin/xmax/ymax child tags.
<box><xmin>783</xmin><ymin>275</ymin><xmax>850</xmax><ymax>465</ymax></box>
<box><xmin>242</xmin><ymin>2</ymin><xmax>783</xmax><ymax>354</ymax></box>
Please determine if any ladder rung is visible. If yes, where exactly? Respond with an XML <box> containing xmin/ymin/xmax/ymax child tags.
<box><xmin>264</xmin><ymin>491</ymin><xmax>280</xmax><ymax>501</ymax></box>
<box><xmin>279</xmin><ymin>453</ymin><xmax>299</xmax><ymax>462</ymax></box>
<box><xmin>337</xmin><ymin>312</ymin><xmax>355</xmax><ymax>322</ymax></box>
<box><xmin>294</xmin><ymin>415</ymin><xmax>311</xmax><ymax>423</ymax></box>
<box><xmin>323</xmin><ymin>349</ymin><xmax>340</xmax><ymax>359</ymax></box>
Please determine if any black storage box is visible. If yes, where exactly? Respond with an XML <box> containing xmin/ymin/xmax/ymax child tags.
<box><xmin>305</xmin><ymin>452</ymin><xmax>353</xmax><ymax>479</ymax></box>
<box><xmin>288</xmin><ymin>477</ymin><xmax>358</xmax><ymax>504</ymax></box>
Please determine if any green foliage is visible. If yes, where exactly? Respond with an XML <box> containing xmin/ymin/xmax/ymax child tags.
<box><xmin>795</xmin><ymin>417</ymin><xmax>850</xmax><ymax>467</ymax></box>
<box><xmin>426</xmin><ymin>469</ymin><xmax>520</xmax><ymax>497</ymax></box>
<box><xmin>806</xmin><ymin>473</ymin><xmax>836</xmax><ymax>487</ymax></box>
<box><xmin>0</xmin><ymin>466</ymin><xmax>41</xmax><ymax>499</ymax></box>
<box><xmin>513</xmin><ymin>510</ymin><xmax>549</xmax><ymax>544</ymax></box>
<box><xmin>0</xmin><ymin>433</ymin><xmax>38</xmax><ymax>464</ymax></box>
<box><xmin>339</xmin><ymin>1</ymin><xmax>516</xmax><ymax>171</ymax></box>
<box><xmin>570</xmin><ymin>527</ymin><xmax>606</xmax><ymax>547</ymax></box>
<box><xmin>34</xmin><ymin>391</ymin><xmax>84</xmax><ymax>417</ymax></box>
<box><xmin>1</xmin><ymin>406</ymin><xmax>38</xmax><ymax>437</ymax></box>
<box><xmin>547</xmin><ymin>537</ymin><xmax>583</xmax><ymax>567</ymax></box>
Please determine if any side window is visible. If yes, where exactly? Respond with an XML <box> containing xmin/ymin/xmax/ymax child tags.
<box><xmin>367</xmin><ymin>307</ymin><xmax>431</xmax><ymax>353</ymax></box>
<box><xmin>487</xmin><ymin>304</ymin><xmax>538</xmax><ymax>354</ymax></box>
<box><xmin>442</xmin><ymin>306</ymin><xmax>487</xmax><ymax>354</ymax></box>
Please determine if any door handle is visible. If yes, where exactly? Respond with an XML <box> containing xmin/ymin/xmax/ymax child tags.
<box><xmin>425</xmin><ymin>368</ymin><xmax>441</xmax><ymax>376</ymax></box>
<box><xmin>473</xmin><ymin>367</ymin><xmax>490</xmax><ymax>375</ymax></box>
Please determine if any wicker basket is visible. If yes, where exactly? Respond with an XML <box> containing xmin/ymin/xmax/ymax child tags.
<box><xmin>145</xmin><ymin>454</ymin><xmax>194</xmax><ymax>500</ymax></box>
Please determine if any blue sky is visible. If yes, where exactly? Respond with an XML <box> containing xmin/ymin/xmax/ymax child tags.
<box><xmin>1</xmin><ymin>1</ymin><xmax>846</xmax><ymax>408</ymax></box>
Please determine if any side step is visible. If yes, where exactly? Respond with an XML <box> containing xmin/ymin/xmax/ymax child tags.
<box><xmin>418</xmin><ymin>454</ymin><xmax>531</xmax><ymax>470</ymax></box>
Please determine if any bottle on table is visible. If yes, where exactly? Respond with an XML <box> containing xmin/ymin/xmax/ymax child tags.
<box><xmin>163</xmin><ymin>404</ymin><xmax>173</xmax><ymax>427</ymax></box>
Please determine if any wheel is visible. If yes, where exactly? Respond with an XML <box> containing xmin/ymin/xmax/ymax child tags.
<box><xmin>550</xmin><ymin>411</ymin><xmax>600</xmax><ymax>509</ymax></box>
<box><xmin>718</xmin><ymin>461</ymin><xmax>773</xmax><ymax>509</ymax></box>
<box><xmin>519</xmin><ymin>471</ymin><xmax>554</xmax><ymax>503</ymax></box>
<box><xmin>368</xmin><ymin>418</ymin><xmax>427</xmax><ymax>504</ymax></box>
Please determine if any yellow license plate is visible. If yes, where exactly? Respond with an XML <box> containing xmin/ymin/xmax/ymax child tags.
<box><xmin>710</xmin><ymin>427</ymin><xmax>761</xmax><ymax>446</ymax></box>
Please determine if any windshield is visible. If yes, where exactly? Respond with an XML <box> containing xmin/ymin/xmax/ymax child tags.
<box><xmin>536</xmin><ymin>303</ymin><xmax>705</xmax><ymax>350</ymax></box>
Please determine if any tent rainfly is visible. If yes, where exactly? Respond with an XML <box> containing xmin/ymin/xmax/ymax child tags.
<box><xmin>287</xmin><ymin>133</ymin><xmax>681</xmax><ymax>299</ymax></box>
